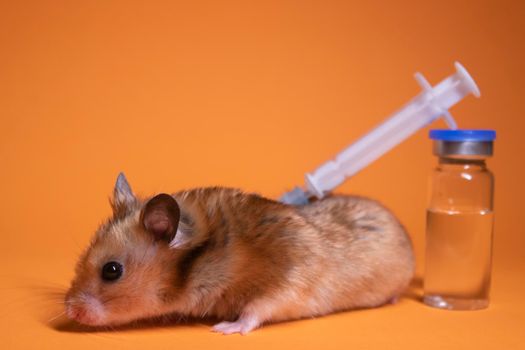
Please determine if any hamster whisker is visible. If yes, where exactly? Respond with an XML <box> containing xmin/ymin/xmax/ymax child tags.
<box><xmin>47</xmin><ymin>310</ymin><xmax>66</xmax><ymax>323</ymax></box>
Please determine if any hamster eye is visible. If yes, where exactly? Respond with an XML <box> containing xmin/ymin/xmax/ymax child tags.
<box><xmin>101</xmin><ymin>261</ymin><xmax>123</xmax><ymax>282</ymax></box>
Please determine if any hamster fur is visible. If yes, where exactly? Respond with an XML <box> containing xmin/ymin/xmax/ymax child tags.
<box><xmin>65</xmin><ymin>173</ymin><xmax>414</xmax><ymax>335</ymax></box>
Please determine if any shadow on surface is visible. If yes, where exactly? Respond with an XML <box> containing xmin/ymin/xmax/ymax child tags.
<box><xmin>50</xmin><ymin>315</ymin><xmax>214</xmax><ymax>333</ymax></box>
<box><xmin>404</xmin><ymin>276</ymin><xmax>423</xmax><ymax>302</ymax></box>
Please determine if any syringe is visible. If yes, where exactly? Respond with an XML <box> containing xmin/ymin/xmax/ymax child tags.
<box><xmin>280</xmin><ymin>62</ymin><xmax>480</xmax><ymax>205</ymax></box>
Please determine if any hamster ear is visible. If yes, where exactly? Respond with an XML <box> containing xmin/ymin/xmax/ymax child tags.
<box><xmin>111</xmin><ymin>172</ymin><xmax>137</xmax><ymax>217</ymax></box>
<box><xmin>140</xmin><ymin>194</ymin><xmax>180</xmax><ymax>242</ymax></box>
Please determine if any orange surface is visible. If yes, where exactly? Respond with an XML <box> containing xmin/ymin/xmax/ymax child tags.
<box><xmin>1</xmin><ymin>0</ymin><xmax>524</xmax><ymax>349</ymax></box>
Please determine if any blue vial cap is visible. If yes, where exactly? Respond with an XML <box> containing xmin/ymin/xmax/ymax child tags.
<box><xmin>429</xmin><ymin>129</ymin><xmax>496</xmax><ymax>142</ymax></box>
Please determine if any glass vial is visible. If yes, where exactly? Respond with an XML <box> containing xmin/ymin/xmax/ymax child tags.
<box><xmin>424</xmin><ymin>129</ymin><xmax>496</xmax><ymax>310</ymax></box>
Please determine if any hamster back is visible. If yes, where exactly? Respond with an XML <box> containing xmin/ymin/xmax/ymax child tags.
<box><xmin>171</xmin><ymin>189</ymin><xmax>415</xmax><ymax>334</ymax></box>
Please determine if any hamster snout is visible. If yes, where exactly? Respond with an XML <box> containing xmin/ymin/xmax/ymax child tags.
<box><xmin>66</xmin><ymin>173</ymin><xmax>415</xmax><ymax>334</ymax></box>
<box><xmin>65</xmin><ymin>292</ymin><xmax>106</xmax><ymax>326</ymax></box>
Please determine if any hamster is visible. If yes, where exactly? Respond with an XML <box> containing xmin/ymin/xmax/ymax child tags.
<box><xmin>65</xmin><ymin>173</ymin><xmax>414</xmax><ymax>335</ymax></box>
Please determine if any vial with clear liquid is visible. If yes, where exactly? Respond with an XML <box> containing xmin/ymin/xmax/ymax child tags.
<box><xmin>424</xmin><ymin>129</ymin><xmax>496</xmax><ymax>310</ymax></box>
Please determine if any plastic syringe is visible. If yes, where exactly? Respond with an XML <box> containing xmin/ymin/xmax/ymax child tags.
<box><xmin>280</xmin><ymin>62</ymin><xmax>480</xmax><ymax>205</ymax></box>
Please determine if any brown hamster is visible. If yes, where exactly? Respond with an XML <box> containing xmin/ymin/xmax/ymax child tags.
<box><xmin>65</xmin><ymin>173</ymin><xmax>414</xmax><ymax>335</ymax></box>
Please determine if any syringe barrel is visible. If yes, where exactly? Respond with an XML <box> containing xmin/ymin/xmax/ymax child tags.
<box><xmin>306</xmin><ymin>94</ymin><xmax>432</xmax><ymax>197</ymax></box>
<box><xmin>304</xmin><ymin>62</ymin><xmax>480</xmax><ymax>199</ymax></box>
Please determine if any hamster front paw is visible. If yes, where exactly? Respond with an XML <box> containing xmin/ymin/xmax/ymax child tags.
<box><xmin>212</xmin><ymin>315</ymin><xmax>260</xmax><ymax>335</ymax></box>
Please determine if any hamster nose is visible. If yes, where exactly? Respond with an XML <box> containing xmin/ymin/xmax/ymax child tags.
<box><xmin>65</xmin><ymin>293</ymin><xmax>105</xmax><ymax>325</ymax></box>
<box><xmin>66</xmin><ymin>304</ymin><xmax>86</xmax><ymax>322</ymax></box>
<box><xmin>66</xmin><ymin>304</ymin><xmax>98</xmax><ymax>325</ymax></box>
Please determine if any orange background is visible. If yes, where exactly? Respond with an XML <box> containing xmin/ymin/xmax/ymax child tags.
<box><xmin>1</xmin><ymin>0</ymin><xmax>524</xmax><ymax>349</ymax></box>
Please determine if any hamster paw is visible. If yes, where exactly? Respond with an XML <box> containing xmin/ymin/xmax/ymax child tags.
<box><xmin>212</xmin><ymin>316</ymin><xmax>259</xmax><ymax>335</ymax></box>
<box><xmin>388</xmin><ymin>296</ymin><xmax>399</xmax><ymax>304</ymax></box>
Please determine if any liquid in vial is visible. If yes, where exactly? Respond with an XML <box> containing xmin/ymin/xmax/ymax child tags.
<box><xmin>424</xmin><ymin>209</ymin><xmax>494</xmax><ymax>310</ymax></box>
